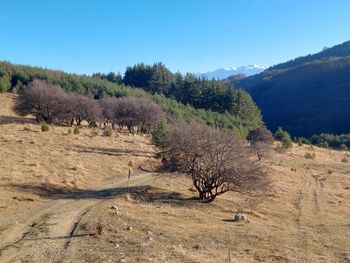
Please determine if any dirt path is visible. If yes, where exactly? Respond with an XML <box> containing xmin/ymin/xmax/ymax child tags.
<box><xmin>0</xmin><ymin>173</ymin><xmax>154</xmax><ymax>263</ymax></box>
<box><xmin>293</xmin><ymin>169</ymin><xmax>338</xmax><ymax>261</ymax></box>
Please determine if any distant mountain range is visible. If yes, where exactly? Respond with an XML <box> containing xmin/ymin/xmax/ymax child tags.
<box><xmin>229</xmin><ymin>41</ymin><xmax>350</xmax><ymax>137</ymax></box>
<box><xmin>196</xmin><ymin>64</ymin><xmax>266</xmax><ymax>80</ymax></box>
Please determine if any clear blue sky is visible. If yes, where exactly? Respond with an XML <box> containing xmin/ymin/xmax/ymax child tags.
<box><xmin>1</xmin><ymin>0</ymin><xmax>349</xmax><ymax>75</ymax></box>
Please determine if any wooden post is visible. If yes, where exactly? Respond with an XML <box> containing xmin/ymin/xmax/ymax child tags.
<box><xmin>127</xmin><ymin>161</ymin><xmax>133</xmax><ymax>190</ymax></box>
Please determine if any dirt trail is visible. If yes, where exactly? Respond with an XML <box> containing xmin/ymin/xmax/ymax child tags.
<box><xmin>294</xmin><ymin>169</ymin><xmax>337</xmax><ymax>261</ymax></box>
<box><xmin>0</xmin><ymin>173</ymin><xmax>154</xmax><ymax>263</ymax></box>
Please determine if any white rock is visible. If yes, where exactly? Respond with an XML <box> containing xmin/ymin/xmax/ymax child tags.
<box><xmin>111</xmin><ymin>205</ymin><xmax>118</xmax><ymax>210</ymax></box>
<box><xmin>233</xmin><ymin>212</ymin><xmax>247</xmax><ymax>222</ymax></box>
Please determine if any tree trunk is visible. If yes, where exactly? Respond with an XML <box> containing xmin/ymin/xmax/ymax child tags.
<box><xmin>198</xmin><ymin>190</ymin><xmax>217</xmax><ymax>203</ymax></box>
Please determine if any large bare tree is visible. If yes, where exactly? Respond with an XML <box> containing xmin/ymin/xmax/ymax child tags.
<box><xmin>15</xmin><ymin>79</ymin><xmax>67</xmax><ymax>123</ymax></box>
<box><xmin>166</xmin><ymin>122</ymin><xmax>270</xmax><ymax>202</ymax></box>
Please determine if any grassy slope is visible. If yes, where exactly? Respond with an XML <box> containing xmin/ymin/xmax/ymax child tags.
<box><xmin>1</xmin><ymin>93</ymin><xmax>350</xmax><ymax>262</ymax></box>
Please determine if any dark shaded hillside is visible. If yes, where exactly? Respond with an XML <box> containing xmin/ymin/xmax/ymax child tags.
<box><xmin>232</xmin><ymin>41</ymin><xmax>350</xmax><ymax>137</ymax></box>
<box><xmin>271</xmin><ymin>41</ymin><xmax>350</xmax><ymax>70</ymax></box>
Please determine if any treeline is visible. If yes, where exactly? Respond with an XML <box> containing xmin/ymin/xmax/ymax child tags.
<box><xmin>0</xmin><ymin>61</ymin><xmax>262</xmax><ymax>135</ymax></box>
<box><xmin>270</xmin><ymin>40</ymin><xmax>350</xmax><ymax>70</ymax></box>
<box><xmin>94</xmin><ymin>63</ymin><xmax>262</xmax><ymax>125</ymax></box>
<box><xmin>304</xmin><ymin>133</ymin><xmax>350</xmax><ymax>150</ymax></box>
<box><xmin>15</xmin><ymin>80</ymin><xmax>164</xmax><ymax>133</ymax></box>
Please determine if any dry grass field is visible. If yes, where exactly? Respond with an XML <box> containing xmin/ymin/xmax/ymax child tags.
<box><xmin>1</xmin><ymin>93</ymin><xmax>350</xmax><ymax>263</ymax></box>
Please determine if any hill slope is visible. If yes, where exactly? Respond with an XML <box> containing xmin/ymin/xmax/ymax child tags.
<box><xmin>1</xmin><ymin>93</ymin><xmax>350</xmax><ymax>262</ymax></box>
<box><xmin>231</xmin><ymin>41</ymin><xmax>350</xmax><ymax>137</ymax></box>
<box><xmin>0</xmin><ymin>61</ymin><xmax>262</xmax><ymax>135</ymax></box>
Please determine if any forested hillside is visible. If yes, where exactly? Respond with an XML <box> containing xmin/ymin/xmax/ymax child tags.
<box><xmin>0</xmin><ymin>61</ymin><xmax>262</xmax><ymax>135</ymax></box>
<box><xmin>231</xmin><ymin>41</ymin><xmax>350</xmax><ymax>137</ymax></box>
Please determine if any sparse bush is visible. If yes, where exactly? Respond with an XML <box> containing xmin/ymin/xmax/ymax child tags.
<box><xmin>291</xmin><ymin>167</ymin><xmax>297</xmax><ymax>172</ymax></box>
<box><xmin>318</xmin><ymin>141</ymin><xmax>329</xmax><ymax>149</ymax></box>
<box><xmin>339</xmin><ymin>144</ymin><xmax>348</xmax><ymax>151</ymax></box>
<box><xmin>91</xmin><ymin>129</ymin><xmax>99</xmax><ymax>137</ymax></box>
<box><xmin>67</xmin><ymin>128</ymin><xmax>72</xmax><ymax>135</ymax></box>
<box><xmin>41</xmin><ymin>123</ymin><xmax>49</xmax><ymax>132</ymax></box>
<box><xmin>327</xmin><ymin>169</ymin><xmax>333</xmax><ymax>174</ymax></box>
<box><xmin>305</xmin><ymin>152</ymin><xmax>316</xmax><ymax>159</ymax></box>
<box><xmin>166</xmin><ymin>122</ymin><xmax>270</xmax><ymax>202</ymax></box>
<box><xmin>74</xmin><ymin>127</ymin><xmax>80</xmax><ymax>135</ymax></box>
<box><xmin>103</xmin><ymin>128</ymin><xmax>113</xmax><ymax>137</ymax></box>
<box><xmin>341</xmin><ymin>157</ymin><xmax>349</xmax><ymax>163</ymax></box>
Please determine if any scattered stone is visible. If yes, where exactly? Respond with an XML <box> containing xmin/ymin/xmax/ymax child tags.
<box><xmin>233</xmin><ymin>212</ymin><xmax>247</xmax><ymax>222</ymax></box>
<box><xmin>119</xmin><ymin>259</ymin><xmax>126</xmax><ymax>263</ymax></box>
<box><xmin>146</xmin><ymin>231</ymin><xmax>153</xmax><ymax>236</ymax></box>
<box><xmin>126</xmin><ymin>226</ymin><xmax>132</xmax><ymax>231</ymax></box>
<box><xmin>148</xmin><ymin>237</ymin><xmax>153</xmax><ymax>241</ymax></box>
<box><xmin>111</xmin><ymin>205</ymin><xmax>119</xmax><ymax>214</ymax></box>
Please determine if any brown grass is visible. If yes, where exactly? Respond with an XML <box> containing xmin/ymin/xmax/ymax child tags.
<box><xmin>1</xmin><ymin>93</ymin><xmax>350</xmax><ymax>262</ymax></box>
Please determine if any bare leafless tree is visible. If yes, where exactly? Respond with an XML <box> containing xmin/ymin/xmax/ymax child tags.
<box><xmin>247</xmin><ymin>127</ymin><xmax>274</xmax><ymax>160</ymax></box>
<box><xmin>166</xmin><ymin>122</ymin><xmax>270</xmax><ymax>202</ymax></box>
<box><xmin>15</xmin><ymin>79</ymin><xmax>67</xmax><ymax>123</ymax></box>
<box><xmin>114</xmin><ymin>96</ymin><xmax>164</xmax><ymax>133</ymax></box>
<box><xmin>137</xmin><ymin>98</ymin><xmax>165</xmax><ymax>132</ymax></box>
<box><xmin>15</xmin><ymin>80</ymin><xmax>163</xmax><ymax>131</ymax></box>
<box><xmin>69</xmin><ymin>93</ymin><xmax>102</xmax><ymax>127</ymax></box>
<box><xmin>99</xmin><ymin>97</ymin><xmax>118</xmax><ymax>128</ymax></box>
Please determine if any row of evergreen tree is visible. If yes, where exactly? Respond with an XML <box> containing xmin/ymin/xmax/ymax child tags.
<box><xmin>93</xmin><ymin>63</ymin><xmax>262</xmax><ymax>125</ymax></box>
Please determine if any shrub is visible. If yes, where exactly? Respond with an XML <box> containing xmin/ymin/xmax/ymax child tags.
<box><xmin>341</xmin><ymin>157</ymin><xmax>349</xmax><ymax>163</ymax></box>
<box><xmin>74</xmin><ymin>127</ymin><xmax>80</xmax><ymax>135</ymax></box>
<box><xmin>318</xmin><ymin>141</ymin><xmax>329</xmax><ymax>149</ymax></box>
<box><xmin>274</xmin><ymin>127</ymin><xmax>293</xmax><ymax>149</ymax></box>
<box><xmin>304</xmin><ymin>152</ymin><xmax>316</xmax><ymax>159</ymax></box>
<box><xmin>327</xmin><ymin>169</ymin><xmax>333</xmax><ymax>175</ymax></box>
<box><xmin>91</xmin><ymin>129</ymin><xmax>99</xmax><ymax>137</ymax></box>
<box><xmin>151</xmin><ymin>121</ymin><xmax>170</xmax><ymax>153</ymax></box>
<box><xmin>291</xmin><ymin>167</ymin><xmax>297</xmax><ymax>172</ymax></box>
<box><xmin>339</xmin><ymin>144</ymin><xmax>348</xmax><ymax>151</ymax></box>
<box><xmin>0</xmin><ymin>71</ymin><xmax>11</xmax><ymax>93</ymax></box>
<box><xmin>103</xmin><ymin>128</ymin><xmax>113</xmax><ymax>137</ymax></box>
<box><xmin>67</xmin><ymin>128</ymin><xmax>72</xmax><ymax>135</ymax></box>
<box><xmin>41</xmin><ymin>123</ymin><xmax>49</xmax><ymax>132</ymax></box>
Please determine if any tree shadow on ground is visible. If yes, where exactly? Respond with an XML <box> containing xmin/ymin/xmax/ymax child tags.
<box><xmin>71</xmin><ymin>145</ymin><xmax>155</xmax><ymax>158</ymax></box>
<box><xmin>0</xmin><ymin>115</ymin><xmax>35</xmax><ymax>125</ymax></box>
<box><xmin>1</xmin><ymin>183</ymin><xmax>198</xmax><ymax>206</ymax></box>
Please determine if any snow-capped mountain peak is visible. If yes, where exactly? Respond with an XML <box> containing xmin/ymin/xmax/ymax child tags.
<box><xmin>197</xmin><ymin>65</ymin><xmax>266</xmax><ymax>80</ymax></box>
